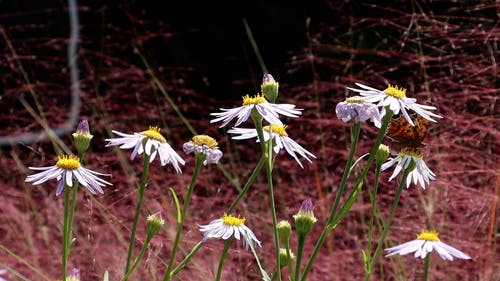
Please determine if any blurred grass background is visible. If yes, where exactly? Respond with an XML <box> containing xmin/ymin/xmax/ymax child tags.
<box><xmin>0</xmin><ymin>1</ymin><xmax>498</xmax><ymax>280</ymax></box>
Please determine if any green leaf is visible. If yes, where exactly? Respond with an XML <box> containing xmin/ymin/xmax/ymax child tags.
<box><xmin>169</xmin><ymin>187</ymin><xmax>181</xmax><ymax>224</ymax></box>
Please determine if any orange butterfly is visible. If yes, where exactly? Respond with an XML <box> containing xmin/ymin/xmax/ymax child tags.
<box><xmin>386</xmin><ymin>114</ymin><xmax>431</xmax><ymax>150</ymax></box>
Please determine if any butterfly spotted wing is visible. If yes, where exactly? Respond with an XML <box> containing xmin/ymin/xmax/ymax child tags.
<box><xmin>386</xmin><ymin>114</ymin><xmax>431</xmax><ymax>149</ymax></box>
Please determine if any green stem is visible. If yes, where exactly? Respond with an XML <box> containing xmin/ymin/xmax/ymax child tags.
<box><xmin>301</xmin><ymin>111</ymin><xmax>393</xmax><ymax>281</ymax></box>
<box><xmin>62</xmin><ymin>180</ymin><xmax>79</xmax><ymax>281</ymax></box>
<box><xmin>364</xmin><ymin>168</ymin><xmax>409</xmax><ymax>281</ymax></box>
<box><xmin>294</xmin><ymin>235</ymin><xmax>306</xmax><ymax>281</ymax></box>
<box><xmin>62</xmin><ymin>186</ymin><xmax>70</xmax><ymax>281</ymax></box>
<box><xmin>256</xmin><ymin>122</ymin><xmax>281</xmax><ymax>281</ymax></box>
<box><xmin>124</xmin><ymin>152</ymin><xmax>151</xmax><ymax>276</ymax></box>
<box><xmin>163</xmin><ymin>155</ymin><xmax>204</xmax><ymax>281</ymax></box>
<box><xmin>330</xmin><ymin>122</ymin><xmax>361</xmax><ymax>218</ymax></box>
<box><xmin>226</xmin><ymin>156</ymin><xmax>265</xmax><ymax>213</ymax></box>
<box><xmin>168</xmin><ymin>156</ymin><xmax>266</xmax><ymax>278</ymax></box>
<box><xmin>169</xmin><ymin>241</ymin><xmax>205</xmax><ymax>277</ymax></box>
<box><xmin>121</xmin><ymin>236</ymin><xmax>153</xmax><ymax>281</ymax></box>
<box><xmin>423</xmin><ymin>254</ymin><xmax>430</xmax><ymax>281</ymax></box>
<box><xmin>215</xmin><ymin>239</ymin><xmax>232</xmax><ymax>281</ymax></box>
<box><xmin>366</xmin><ymin>163</ymin><xmax>383</xmax><ymax>270</ymax></box>
<box><xmin>285</xmin><ymin>239</ymin><xmax>294</xmax><ymax>281</ymax></box>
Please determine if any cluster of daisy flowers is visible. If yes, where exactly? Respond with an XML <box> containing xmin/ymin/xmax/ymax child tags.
<box><xmin>336</xmin><ymin>83</ymin><xmax>471</xmax><ymax>267</ymax></box>
<box><xmin>21</xmin><ymin>75</ymin><xmax>473</xmax><ymax>280</ymax></box>
<box><xmin>211</xmin><ymin>73</ymin><xmax>316</xmax><ymax>169</ymax></box>
<box><xmin>337</xmin><ymin>82</ymin><xmax>442</xmax><ymax>190</ymax></box>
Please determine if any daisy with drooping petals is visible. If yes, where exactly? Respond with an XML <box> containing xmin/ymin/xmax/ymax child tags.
<box><xmin>105</xmin><ymin>126</ymin><xmax>185</xmax><ymax>173</ymax></box>
<box><xmin>381</xmin><ymin>148</ymin><xmax>435</xmax><ymax>189</ymax></box>
<box><xmin>227</xmin><ymin>124</ymin><xmax>316</xmax><ymax>168</ymax></box>
<box><xmin>347</xmin><ymin>83</ymin><xmax>442</xmax><ymax>126</ymax></box>
<box><xmin>183</xmin><ymin>135</ymin><xmax>223</xmax><ymax>165</ymax></box>
<box><xmin>199</xmin><ymin>213</ymin><xmax>261</xmax><ymax>250</ymax></box>
<box><xmin>25</xmin><ymin>155</ymin><xmax>112</xmax><ymax>196</ymax></box>
<box><xmin>210</xmin><ymin>93</ymin><xmax>302</xmax><ymax>128</ymax></box>
<box><xmin>335</xmin><ymin>96</ymin><xmax>382</xmax><ymax>128</ymax></box>
<box><xmin>385</xmin><ymin>230</ymin><xmax>471</xmax><ymax>261</ymax></box>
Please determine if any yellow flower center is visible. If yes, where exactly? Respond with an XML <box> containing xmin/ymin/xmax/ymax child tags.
<box><xmin>417</xmin><ymin>230</ymin><xmax>440</xmax><ymax>241</ymax></box>
<box><xmin>56</xmin><ymin>155</ymin><xmax>81</xmax><ymax>169</ymax></box>
<box><xmin>401</xmin><ymin>148</ymin><xmax>423</xmax><ymax>159</ymax></box>
<box><xmin>221</xmin><ymin>213</ymin><xmax>246</xmax><ymax>226</ymax></box>
<box><xmin>384</xmin><ymin>84</ymin><xmax>407</xmax><ymax>98</ymax></box>
<box><xmin>140</xmin><ymin>126</ymin><xmax>166</xmax><ymax>143</ymax></box>
<box><xmin>242</xmin><ymin>93</ymin><xmax>267</xmax><ymax>105</ymax></box>
<box><xmin>192</xmin><ymin>135</ymin><xmax>218</xmax><ymax>149</ymax></box>
<box><xmin>346</xmin><ymin>96</ymin><xmax>365</xmax><ymax>104</ymax></box>
<box><xmin>263</xmin><ymin>124</ymin><xmax>288</xmax><ymax>136</ymax></box>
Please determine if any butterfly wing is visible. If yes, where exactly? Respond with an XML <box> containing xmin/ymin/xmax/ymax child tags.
<box><xmin>386</xmin><ymin>114</ymin><xmax>430</xmax><ymax>148</ymax></box>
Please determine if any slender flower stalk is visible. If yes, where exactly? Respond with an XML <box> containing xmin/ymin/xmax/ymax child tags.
<box><xmin>122</xmin><ymin>214</ymin><xmax>164</xmax><ymax>281</ymax></box>
<box><xmin>423</xmin><ymin>254</ymin><xmax>431</xmax><ymax>281</ymax></box>
<box><xmin>169</xmin><ymin>241</ymin><xmax>205</xmax><ymax>278</ymax></box>
<box><xmin>25</xmin><ymin>122</ymin><xmax>111</xmax><ymax>281</ymax></box>
<box><xmin>163</xmin><ymin>154</ymin><xmax>204</xmax><ymax>281</ymax></box>
<box><xmin>168</xmin><ymin>156</ymin><xmax>266</xmax><ymax>279</ymax></box>
<box><xmin>123</xmin><ymin>152</ymin><xmax>151</xmax><ymax>278</ymax></box>
<box><xmin>215</xmin><ymin>239</ymin><xmax>232</xmax><ymax>281</ymax></box>
<box><xmin>226</xmin><ymin>156</ymin><xmax>266</xmax><ymax>213</ymax></box>
<box><xmin>105</xmin><ymin>126</ymin><xmax>184</xmax><ymax>277</ymax></box>
<box><xmin>293</xmin><ymin>199</ymin><xmax>317</xmax><ymax>281</ymax></box>
<box><xmin>365</xmin><ymin>155</ymin><xmax>384</xmax><ymax>268</ymax></box>
<box><xmin>364</xmin><ymin>167</ymin><xmax>411</xmax><ymax>281</ymax></box>
<box><xmin>301</xmin><ymin>110</ymin><xmax>394</xmax><ymax>281</ymax></box>
<box><xmin>253</xmin><ymin>116</ymin><xmax>282</xmax><ymax>281</ymax></box>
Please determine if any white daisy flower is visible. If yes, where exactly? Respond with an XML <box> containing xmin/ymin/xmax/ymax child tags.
<box><xmin>199</xmin><ymin>213</ymin><xmax>261</xmax><ymax>250</ymax></box>
<box><xmin>210</xmin><ymin>93</ymin><xmax>302</xmax><ymax>128</ymax></box>
<box><xmin>335</xmin><ymin>96</ymin><xmax>382</xmax><ymax>128</ymax></box>
<box><xmin>227</xmin><ymin>124</ymin><xmax>316</xmax><ymax>168</ymax></box>
<box><xmin>381</xmin><ymin>148</ymin><xmax>435</xmax><ymax>189</ymax></box>
<box><xmin>385</xmin><ymin>230</ymin><xmax>471</xmax><ymax>261</ymax></box>
<box><xmin>25</xmin><ymin>155</ymin><xmax>112</xmax><ymax>196</ymax></box>
<box><xmin>347</xmin><ymin>83</ymin><xmax>442</xmax><ymax>126</ymax></box>
<box><xmin>105</xmin><ymin>126</ymin><xmax>185</xmax><ymax>173</ymax></box>
<box><xmin>183</xmin><ymin>134</ymin><xmax>223</xmax><ymax>165</ymax></box>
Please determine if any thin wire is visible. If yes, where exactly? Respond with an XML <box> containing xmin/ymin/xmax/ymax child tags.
<box><xmin>0</xmin><ymin>0</ymin><xmax>81</xmax><ymax>146</ymax></box>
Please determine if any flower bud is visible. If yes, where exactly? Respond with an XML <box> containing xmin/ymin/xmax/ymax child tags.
<box><xmin>277</xmin><ymin>220</ymin><xmax>291</xmax><ymax>243</ymax></box>
<box><xmin>279</xmin><ymin>248</ymin><xmax>295</xmax><ymax>268</ymax></box>
<box><xmin>146</xmin><ymin>213</ymin><xmax>164</xmax><ymax>236</ymax></box>
<box><xmin>261</xmin><ymin>73</ymin><xmax>279</xmax><ymax>102</ymax></box>
<box><xmin>375</xmin><ymin>144</ymin><xmax>390</xmax><ymax>164</ymax></box>
<box><xmin>293</xmin><ymin>198</ymin><xmax>318</xmax><ymax>236</ymax></box>
<box><xmin>66</xmin><ymin>268</ymin><xmax>81</xmax><ymax>281</ymax></box>
<box><xmin>72</xmin><ymin>120</ymin><xmax>93</xmax><ymax>154</ymax></box>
